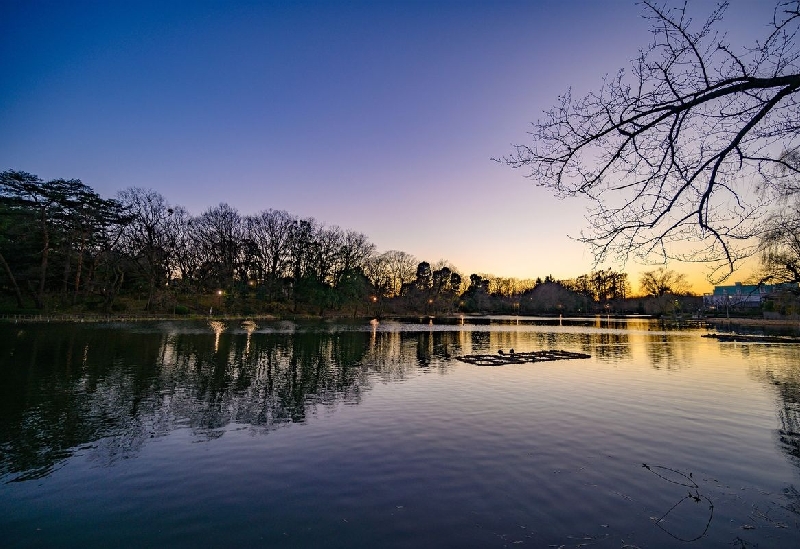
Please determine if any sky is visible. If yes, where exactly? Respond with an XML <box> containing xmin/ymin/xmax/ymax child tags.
<box><xmin>0</xmin><ymin>0</ymin><xmax>774</xmax><ymax>293</ymax></box>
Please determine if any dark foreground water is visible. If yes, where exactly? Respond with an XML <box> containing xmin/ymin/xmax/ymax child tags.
<box><xmin>1</xmin><ymin>317</ymin><xmax>799</xmax><ymax>548</ymax></box>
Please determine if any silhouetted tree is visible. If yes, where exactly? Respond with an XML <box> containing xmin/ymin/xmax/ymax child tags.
<box><xmin>461</xmin><ymin>274</ymin><xmax>491</xmax><ymax>312</ymax></box>
<box><xmin>566</xmin><ymin>269</ymin><xmax>630</xmax><ymax>302</ymax></box>
<box><xmin>245</xmin><ymin>209</ymin><xmax>294</xmax><ymax>299</ymax></box>
<box><xmin>0</xmin><ymin>170</ymin><xmax>124</xmax><ymax>309</ymax></box>
<box><xmin>759</xmin><ymin>150</ymin><xmax>800</xmax><ymax>283</ymax></box>
<box><xmin>639</xmin><ymin>267</ymin><xmax>690</xmax><ymax>297</ymax></box>
<box><xmin>414</xmin><ymin>261</ymin><xmax>432</xmax><ymax>292</ymax></box>
<box><xmin>335</xmin><ymin>267</ymin><xmax>374</xmax><ymax>316</ymax></box>
<box><xmin>333</xmin><ymin>230</ymin><xmax>375</xmax><ymax>288</ymax></box>
<box><xmin>520</xmin><ymin>281</ymin><xmax>588</xmax><ymax>314</ymax></box>
<box><xmin>170</xmin><ymin>208</ymin><xmax>201</xmax><ymax>291</ymax></box>
<box><xmin>759</xmin><ymin>206</ymin><xmax>800</xmax><ymax>284</ymax></box>
<box><xmin>383</xmin><ymin>250</ymin><xmax>418</xmax><ymax>297</ymax></box>
<box><xmin>193</xmin><ymin>203</ymin><xmax>244</xmax><ymax>292</ymax></box>
<box><xmin>0</xmin><ymin>199</ymin><xmax>28</xmax><ymax>307</ymax></box>
<box><xmin>501</xmin><ymin>1</ymin><xmax>800</xmax><ymax>279</ymax></box>
<box><xmin>117</xmin><ymin>188</ymin><xmax>183</xmax><ymax>310</ymax></box>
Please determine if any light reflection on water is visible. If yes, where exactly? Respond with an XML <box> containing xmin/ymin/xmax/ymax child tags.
<box><xmin>1</xmin><ymin>317</ymin><xmax>799</xmax><ymax>548</ymax></box>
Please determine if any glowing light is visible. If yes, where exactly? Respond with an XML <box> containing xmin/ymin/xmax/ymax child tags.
<box><xmin>241</xmin><ymin>320</ymin><xmax>257</xmax><ymax>355</ymax></box>
<box><xmin>208</xmin><ymin>320</ymin><xmax>227</xmax><ymax>352</ymax></box>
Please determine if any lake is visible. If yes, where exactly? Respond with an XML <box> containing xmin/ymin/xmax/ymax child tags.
<box><xmin>1</xmin><ymin>316</ymin><xmax>799</xmax><ymax>548</ymax></box>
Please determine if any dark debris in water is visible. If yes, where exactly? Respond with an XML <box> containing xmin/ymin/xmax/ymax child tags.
<box><xmin>456</xmin><ymin>350</ymin><xmax>591</xmax><ymax>366</ymax></box>
<box><xmin>702</xmin><ymin>333</ymin><xmax>800</xmax><ymax>344</ymax></box>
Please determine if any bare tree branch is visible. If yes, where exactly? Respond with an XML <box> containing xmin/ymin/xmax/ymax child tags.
<box><xmin>498</xmin><ymin>1</ymin><xmax>800</xmax><ymax>281</ymax></box>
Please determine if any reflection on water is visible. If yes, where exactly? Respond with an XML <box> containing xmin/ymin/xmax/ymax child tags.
<box><xmin>745</xmin><ymin>347</ymin><xmax>800</xmax><ymax>464</ymax></box>
<box><xmin>2</xmin><ymin>317</ymin><xmax>800</xmax><ymax>547</ymax></box>
<box><xmin>1</xmin><ymin>322</ymin><xmax>378</xmax><ymax>481</ymax></box>
<box><xmin>0</xmin><ymin>318</ymin><xmax>791</xmax><ymax>482</ymax></box>
<box><xmin>208</xmin><ymin>319</ymin><xmax>226</xmax><ymax>352</ymax></box>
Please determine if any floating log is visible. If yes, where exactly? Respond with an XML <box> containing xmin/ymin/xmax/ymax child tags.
<box><xmin>702</xmin><ymin>333</ymin><xmax>800</xmax><ymax>344</ymax></box>
<box><xmin>457</xmin><ymin>349</ymin><xmax>591</xmax><ymax>366</ymax></box>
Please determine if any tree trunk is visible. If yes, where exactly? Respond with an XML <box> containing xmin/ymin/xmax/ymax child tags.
<box><xmin>145</xmin><ymin>274</ymin><xmax>155</xmax><ymax>311</ymax></box>
<box><xmin>103</xmin><ymin>267</ymin><xmax>124</xmax><ymax>313</ymax></box>
<box><xmin>36</xmin><ymin>206</ymin><xmax>49</xmax><ymax>309</ymax></box>
<box><xmin>62</xmin><ymin>240</ymin><xmax>72</xmax><ymax>295</ymax></box>
<box><xmin>0</xmin><ymin>250</ymin><xmax>25</xmax><ymax>308</ymax></box>
<box><xmin>72</xmin><ymin>234</ymin><xmax>86</xmax><ymax>305</ymax></box>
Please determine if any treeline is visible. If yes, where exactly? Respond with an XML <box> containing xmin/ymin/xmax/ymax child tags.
<box><xmin>0</xmin><ymin>170</ymin><xmax>690</xmax><ymax>316</ymax></box>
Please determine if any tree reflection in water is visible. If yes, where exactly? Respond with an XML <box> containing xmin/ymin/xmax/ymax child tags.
<box><xmin>0</xmin><ymin>320</ymin><xmax>476</xmax><ymax>482</ymax></box>
<box><xmin>4</xmin><ymin>318</ymin><xmax>800</xmax><ymax>498</ymax></box>
<box><xmin>737</xmin><ymin>344</ymin><xmax>800</xmax><ymax>521</ymax></box>
<box><xmin>745</xmin><ymin>347</ymin><xmax>800</xmax><ymax>464</ymax></box>
<box><xmin>0</xmin><ymin>322</ymin><xmax>385</xmax><ymax>482</ymax></box>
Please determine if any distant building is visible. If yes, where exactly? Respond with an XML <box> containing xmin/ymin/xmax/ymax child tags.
<box><xmin>703</xmin><ymin>282</ymin><xmax>798</xmax><ymax>309</ymax></box>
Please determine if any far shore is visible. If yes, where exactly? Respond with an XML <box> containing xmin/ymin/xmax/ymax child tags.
<box><xmin>705</xmin><ymin>317</ymin><xmax>800</xmax><ymax>328</ymax></box>
<box><xmin>3</xmin><ymin>311</ymin><xmax>800</xmax><ymax>327</ymax></box>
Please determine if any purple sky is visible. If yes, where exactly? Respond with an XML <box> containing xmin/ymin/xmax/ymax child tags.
<box><xmin>0</xmin><ymin>1</ymin><xmax>771</xmax><ymax>291</ymax></box>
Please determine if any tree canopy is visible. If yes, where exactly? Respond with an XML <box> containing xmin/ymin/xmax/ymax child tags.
<box><xmin>501</xmin><ymin>1</ymin><xmax>800</xmax><ymax>281</ymax></box>
<box><xmin>639</xmin><ymin>267</ymin><xmax>690</xmax><ymax>297</ymax></box>
<box><xmin>0</xmin><ymin>169</ymin><xmax>705</xmax><ymax>316</ymax></box>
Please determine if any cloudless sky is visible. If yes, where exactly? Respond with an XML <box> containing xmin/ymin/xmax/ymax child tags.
<box><xmin>0</xmin><ymin>1</ymin><xmax>773</xmax><ymax>293</ymax></box>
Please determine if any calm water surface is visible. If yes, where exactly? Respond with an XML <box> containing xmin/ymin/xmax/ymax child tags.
<box><xmin>1</xmin><ymin>317</ymin><xmax>799</xmax><ymax>548</ymax></box>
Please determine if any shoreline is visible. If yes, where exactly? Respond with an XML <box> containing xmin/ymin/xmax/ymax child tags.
<box><xmin>0</xmin><ymin>313</ymin><xmax>283</xmax><ymax>324</ymax></box>
<box><xmin>3</xmin><ymin>312</ymin><xmax>799</xmax><ymax>328</ymax></box>
<box><xmin>705</xmin><ymin>317</ymin><xmax>800</xmax><ymax>328</ymax></box>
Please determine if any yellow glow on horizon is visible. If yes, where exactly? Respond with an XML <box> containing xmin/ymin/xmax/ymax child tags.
<box><xmin>440</xmin><ymin>256</ymin><xmax>761</xmax><ymax>296</ymax></box>
<box><xmin>398</xmin><ymin>230</ymin><xmax>764</xmax><ymax>296</ymax></box>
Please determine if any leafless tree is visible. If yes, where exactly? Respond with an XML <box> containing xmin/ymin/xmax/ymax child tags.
<box><xmin>170</xmin><ymin>208</ymin><xmax>200</xmax><ymax>287</ymax></box>
<box><xmin>758</xmin><ymin>150</ymin><xmax>800</xmax><ymax>282</ymax></box>
<box><xmin>639</xmin><ymin>266</ymin><xmax>690</xmax><ymax>297</ymax></box>
<box><xmin>332</xmin><ymin>229</ymin><xmax>376</xmax><ymax>285</ymax></box>
<box><xmin>376</xmin><ymin>250</ymin><xmax>418</xmax><ymax>297</ymax></box>
<box><xmin>362</xmin><ymin>253</ymin><xmax>390</xmax><ymax>297</ymax></box>
<box><xmin>310</xmin><ymin>225</ymin><xmax>344</xmax><ymax>285</ymax></box>
<box><xmin>193</xmin><ymin>203</ymin><xmax>245</xmax><ymax>289</ymax></box>
<box><xmin>760</xmin><ymin>211</ymin><xmax>800</xmax><ymax>282</ymax></box>
<box><xmin>117</xmin><ymin>188</ymin><xmax>182</xmax><ymax>309</ymax></box>
<box><xmin>501</xmin><ymin>1</ymin><xmax>800</xmax><ymax>281</ymax></box>
<box><xmin>564</xmin><ymin>269</ymin><xmax>631</xmax><ymax>301</ymax></box>
<box><xmin>245</xmin><ymin>209</ymin><xmax>294</xmax><ymax>285</ymax></box>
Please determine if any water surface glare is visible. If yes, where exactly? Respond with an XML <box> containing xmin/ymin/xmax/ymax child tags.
<box><xmin>1</xmin><ymin>317</ymin><xmax>799</xmax><ymax>548</ymax></box>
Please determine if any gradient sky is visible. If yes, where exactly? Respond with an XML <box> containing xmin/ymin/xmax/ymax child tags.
<box><xmin>0</xmin><ymin>1</ymin><xmax>772</xmax><ymax>293</ymax></box>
